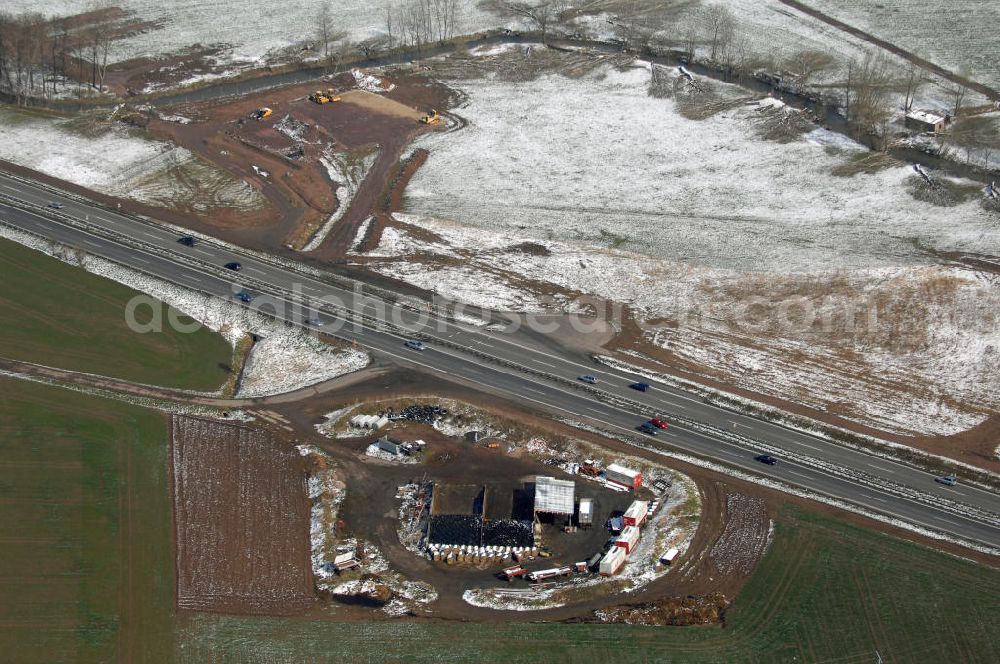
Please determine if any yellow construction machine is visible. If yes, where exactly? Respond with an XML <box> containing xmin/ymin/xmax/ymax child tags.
<box><xmin>309</xmin><ymin>89</ymin><xmax>342</xmax><ymax>104</ymax></box>
<box><xmin>251</xmin><ymin>107</ymin><xmax>273</xmax><ymax>120</ymax></box>
<box><xmin>420</xmin><ymin>109</ymin><xmax>441</xmax><ymax>125</ymax></box>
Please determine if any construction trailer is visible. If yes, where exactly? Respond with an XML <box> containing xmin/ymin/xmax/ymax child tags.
<box><xmin>577</xmin><ymin>498</ymin><xmax>594</xmax><ymax>528</ymax></box>
<box><xmin>528</xmin><ymin>566</ymin><xmax>572</xmax><ymax>582</ymax></box>
<box><xmin>660</xmin><ymin>548</ymin><xmax>680</xmax><ymax>565</ymax></box>
<box><xmin>606</xmin><ymin>463</ymin><xmax>642</xmax><ymax>490</ymax></box>
<box><xmin>622</xmin><ymin>500</ymin><xmax>649</xmax><ymax>528</ymax></box>
<box><xmin>615</xmin><ymin>525</ymin><xmax>641</xmax><ymax>555</ymax></box>
<box><xmin>333</xmin><ymin>552</ymin><xmax>360</xmax><ymax>572</ymax></box>
<box><xmin>534</xmin><ymin>476</ymin><xmax>576</xmax><ymax>524</ymax></box>
<box><xmin>599</xmin><ymin>546</ymin><xmax>627</xmax><ymax>576</ymax></box>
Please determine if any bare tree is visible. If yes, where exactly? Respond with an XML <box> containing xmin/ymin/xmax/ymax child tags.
<box><xmin>901</xmin><ymin>64</ymin><xmax>926</xmax><ymax>112</ymax></box>
<box><xmin>479</xmin><ymin>1</ymin><xmax>558</xmax><ymax>44</ymax></box>
<box><xmin>315</xmin><ymin>4</ymin><xmax>345</xmax><ymax>72</ymax></box>
<box><xmin>948</xmin><ymin>115</ymin><xmax>1000</xmax><ymax>171</ymax></box>
<box><xmin>783</xmin><ymin>50</ymin><xmax>835</xmax><ymax>88</ymax></box>
<box><xmin>946</xmin><ymin>77</ymin><xmax>969</xmax><ymax>118</ymax></box>
<box><xmin>705</xmin><ymin>3</ymin><xmax>734</xmax><ymax>62</ymax></box>
<box><xmin>845</xmin><ymin>50</ymin><xmax>894</xmax><ymax>149</ymax></box>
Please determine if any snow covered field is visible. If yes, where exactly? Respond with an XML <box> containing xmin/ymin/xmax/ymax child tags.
<box><xmin>0</xmin><ymin>108</ymin><xmax>263</xmax><ymax>212</ymax></box>
<box><xmin>8</xmin><ymin>1</ymin><xmax>496</xmax><ymax>67</ymax></box>
<box><xmin>406</xmin><ymin>63</ymin><xmax>998</xmax><ymax>273</ymax></box>
<box><xmin>801</xmin><ymin>0</ymin><xmax>1000</xmax><ymax>90</ymax></box>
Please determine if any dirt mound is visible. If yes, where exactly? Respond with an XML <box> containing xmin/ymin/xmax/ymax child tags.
<box><xmin>592</xmin><ymin>593</ymin><xmax>731</xmax><ymax>626</ymax></box>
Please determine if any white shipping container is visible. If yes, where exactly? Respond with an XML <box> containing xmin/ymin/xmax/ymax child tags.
<box><xmin>615</xmin><ymin>525</ymin><xmax>641</xmax><ymax>554</ymax></box>
<box><xmin>599</xmin><ymin>546</ymin><xmax>627</xmax><ymax>576</ymax></box>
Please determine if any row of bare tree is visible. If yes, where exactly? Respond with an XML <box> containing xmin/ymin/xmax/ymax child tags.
<box><xmin>0</xmin><ymin>5</ymin><xmax>118</xmax><ymax>104</ymax></box>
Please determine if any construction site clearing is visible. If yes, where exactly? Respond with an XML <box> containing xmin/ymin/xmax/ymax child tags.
<box><xmin>137</xmin><ymin>66</ymin><xmax>448</xmax><ymax>258</ymax></box>
<box><xmin>301</xmin><ymin>395</ymin><xmax>708</xmax><ymax>613</ymax></box>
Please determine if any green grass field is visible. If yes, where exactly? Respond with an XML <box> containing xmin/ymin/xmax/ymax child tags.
<box><xmin>0</xmin><ymin>376</ymin><xmax>175</xmax><ymax>663</ymax></box>
<box><xmin>0</xmin><ymin>236</ymin><xmax>232</xmax><ymax>390</ymax></box>
<box><xmin>179</xmin><ymin>505</ymin><xmax>1000</xmax><ymax>663</ymax></box>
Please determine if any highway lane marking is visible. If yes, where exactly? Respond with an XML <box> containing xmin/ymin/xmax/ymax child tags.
<box><xmin>793</xmin><ymin>441</ymin><xmax>823</xmax><ymax>452</ymax></box>
<box><xmin>133</xmin><ymin>256</ymin><xmax>151</xmax><ymax>265</ymax></box>
<box><xmin>245</xmin><ymin>266</ymin><xmax>267</xmax><ymax>276</ymax></box>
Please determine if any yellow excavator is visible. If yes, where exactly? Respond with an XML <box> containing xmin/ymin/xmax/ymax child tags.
<box><xmin>309</xmin><ymin>89</ymin><xmax>342</xmax><ymax>104</ymax></box>
<box><xmin>251</xmin><ymin>107</ymin><xmax>273</xmax><ymax>120</ymax></box>
<box><xmin>420</xmin><ymin>109</ymin><xmax>441</xmax><ymax>125</ymax></box>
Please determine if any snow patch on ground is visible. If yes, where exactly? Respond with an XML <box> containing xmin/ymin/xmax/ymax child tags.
<box><xmin>0</xmin><ymin>108</ymin><xmax>263</xmax><ymax>212</ymax></box>
<box><xmin>303</xmin><ymin>147</ymin><xmax>379</xmax><ymax>251</ymax></box>
<box><xmin>352</xmin><ymin>68</ymin><xmax>396</xmax><ymax>93</ymax></box>
<box><xmin>406</xmin><ymin>63</ymin><xmax>999</xmax><ymax>272</ymax></box>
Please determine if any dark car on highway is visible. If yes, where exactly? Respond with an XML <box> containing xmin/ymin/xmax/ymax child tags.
<box><xmin>405</xmin><ymin>339</ymin><xmax>426</xmax><ymax>351</ymax></box>
<box><xmin>235</xmin><ymin>290</ymin><xmax>254</xmax><ymax>303</ymax></box>
<box><xmin>637</xmin><ymin>422</ymin><xmax>658</xmax><ymax>435</ymax></box>
<box><xmin>755</xmin><ymin>454</ymin><xmax>778</xmax><ymax>465</ymax></box>
<box><xmin>629</xmin><ymin>382</ymin><xmax>650</xmax><ymax>392</ymax></box>
<box><xmin>224</xmin><ymin>261</ymin><xmax>242</xmax><ymax>271</ymax></box>
<box><xmin>178</xmin><ymin>236</ymin><xmax>196</xmax><ymax>246</ymax></box>
<box><xmin>579</xmin><ymin>374</ymin><xmax>598</xmax><ymax>384</ymax></box>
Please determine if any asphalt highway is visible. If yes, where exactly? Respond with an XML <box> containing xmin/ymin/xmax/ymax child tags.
<box><xmin>1</xmin><ymin>169</ymin><xmax>999</xmax><ymax>550</ymax></box>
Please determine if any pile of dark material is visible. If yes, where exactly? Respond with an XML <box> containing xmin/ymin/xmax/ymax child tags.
<box><xmin>483</xmin><ymin>520</ymin><xmax>533</xmax><ymax>547</ymax></box>
<box><xmin>388</xmin><ymin>404</ymin><xmax>448</xmax><ymax>424</ymax></box>
<box><xmin>428</xmin><ymin>514</ymin><xmax>481</xmax><ymax>546</ymax></box>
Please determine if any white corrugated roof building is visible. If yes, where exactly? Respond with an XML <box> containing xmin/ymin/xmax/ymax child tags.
<box><xmin>907</xmin><ymin>110</ymin><xmax>946</xmax><ymax>125</ymax></box>
<box><xmin>534</xmin><ymin>476</ymin><xmax>576</xmax><ymax>515</ymax></box>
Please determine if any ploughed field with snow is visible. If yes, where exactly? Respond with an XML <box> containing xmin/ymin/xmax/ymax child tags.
<box><xmin>800</xmin><ymin>0</ymin><xmax>1000</xmax><ymax>91</ymax></box>
<box><xmin>406</xmin><ymin>63</ymin><xmax>998</xmax><ymax>273</ymax></box>
<box><xmin>10</xmin><ymin>0</ymin><xmax>496</xmax><ymax>68</ymax></box>
<box><xmin>0</xmin><ymin>108</ymin><xmax>263</xmax><ymax>213</ymax></box>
